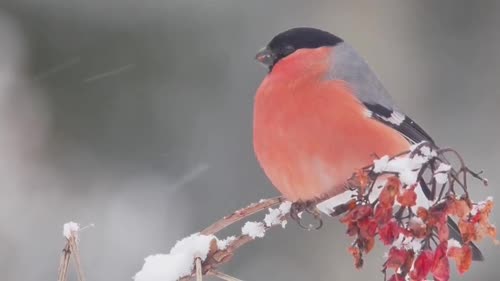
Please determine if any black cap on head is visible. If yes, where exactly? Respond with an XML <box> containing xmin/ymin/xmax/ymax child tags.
<box><xmin>255</xmin><ymin>27</ymin><xmax>343</xmax><ymax>71</ymax></box>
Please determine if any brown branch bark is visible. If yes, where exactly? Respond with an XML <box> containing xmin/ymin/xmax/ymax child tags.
<box><xmin>201</xmin><ymin>196</ymin><xmax>283</xmax><ymax>235</ymax></box>
<box><xmin>179</xmin><ymin>196</ymin><xmax>284</xmax><ymax>280</ymax></box>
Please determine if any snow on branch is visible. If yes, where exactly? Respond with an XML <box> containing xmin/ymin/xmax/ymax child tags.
<box><xmin>132</xmin><ymin>141</ymin><xmax>495</xmax><ymax>281</ymax></box>
<box><xmin>58</xmin><ymin>222</ymin><xmax>93</xmax><ymax>281</ymax></box>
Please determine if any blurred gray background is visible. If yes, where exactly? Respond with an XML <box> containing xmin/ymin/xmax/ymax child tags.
<box><xmin>0</xmin><ymin>1</ymin><xmax>499</xmax><ymax>280</ymax></box>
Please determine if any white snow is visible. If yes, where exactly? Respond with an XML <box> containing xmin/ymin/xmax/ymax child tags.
<box><xmin>373</xmin><ymin>155</ymin><xmax>390</xmax><ymax>173</ymax></box>
<box><xmin>134</xmin><ymin>233</ymin><xmax>215</xmax><ymax>281</ymax></box>
<box><xmin>471</xmin><ymin>196</ymin><xmax>494</xmax><ymax>216</ymax></box>
<box><xmin>392</xmin><ymin>233</ymin><xmax>405</xmax><ymax>249</ymax></box>
<box><xmin>419</xmin><ymin>146</ymin><xmax>437</xmax><ymax>158</ymax></box>
<box><xmin>216</xmin><ymin>236</ymin><xmax>236</xmax><ymax>250</ymax></box>
<box><xmin>434</xmin><ymin>163</ymin><xmax>452</xmax><ymax>184</ymax></box>
<box><xmin>170</xmin><ymin>233</ymin><xmax>214</xmax><ymax>261</ymax></box>
<box><xmin>406</xmin><ymin>238</ymin><xmax>423</xmax><ymax>252</ymax></box>
<box><xmin>321</xmin><ymin>150</ymin><xmax>439</xmax><ymax>215</ymax></box>
<box><xmin>409</xmin><ymin>216</ymin><xmax>424</xmax><ymax>227</ymax></box>
<box><xmin>373</xmin><ymin>148</ymin><xmax>433</xmax><ymax>185</ymax></box>
<box><xmin>411</xmin><ymin>182</ymin><xmax>433</xmax><ymax>212</ymax></box>
<box><xmin>278</xmin><ymin>201</ymin><xmax>292</xmax><ymax>214</ymax></box>
<box><xmin>371</xmin><ymin>152</ymin><xmax>431</xmax><ymax>185</ymax></box>
<box><xmin>392</xmin><ymin>233</ymin><xmax>423</xmax><ymax>252</ymax></box>
<box><xmin>448</xmin><ymin>238</ymin><xmax>462</xmax><ymax>249</ymax></box>
<box><xmin>264</xmin><ymin>208</ymin><xmax>281</xmax><ymax>227</ymax></box>
<box><xmin>241</xmin><ymin>221</ymin><xmax>266</xmax><ymax>238</ymax></box>
<box><xmin>409</xmin><ymin>142</ymin><xmax>436</xmax><ymax>158</ymax></box>
<box><xmin>317</xmin><ymin>189</ymin><xmax>357</xmax><ymax>215</ymax></box>
<box><xmin>385</xmin><ymin>157</ymin><xmax>420</xmax><ymax>185</ymax></box>
<box><xmin>436</xmin><ymin>163</ymin><xmax>451</xmax><ymax>173</ymax></box>
<box><xmin>63</xmin><ymin>221</ymin><xmax>80</xmax><ymax>239</ymax></box>
<box><xmin>264</xmin><ymin>201</ymin><xmax>292</xmax><ymax>228</ymax></box>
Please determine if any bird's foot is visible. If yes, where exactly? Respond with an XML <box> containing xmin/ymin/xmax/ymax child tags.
<box><xmin>290</xmin><ymin>201</ymin><xmax>323</xmax><ymax>230</ymax></box>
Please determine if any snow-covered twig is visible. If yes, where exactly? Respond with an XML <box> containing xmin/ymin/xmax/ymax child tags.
<box><xmin>135</xmin><ymin>142</ymin><xmax>494</xmax><ymax>281</ymax></box>
<box><xmin>201</xmin><ymin>196</ymin><xmax>283</xmax><ymax>235</ymax></box>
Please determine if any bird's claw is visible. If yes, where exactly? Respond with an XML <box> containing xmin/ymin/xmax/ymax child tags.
<box><xmin>289</xmin><ymin>201</ymin><xmax>323</xmax><ymax>230</ymax></box>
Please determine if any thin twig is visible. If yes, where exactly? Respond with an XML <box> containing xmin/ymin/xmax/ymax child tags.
<box><xmin>209</xmin><ymin>270</ymin><xmax>245</xmax><ymax>281</ymax></box>
<box><xmin>179</xmin><ymin>197</ymin><xmax>285</xmax><ymax>281</ymax></box>
<box><xmin>201</xmin><ymin>196</ymin><xmax>283</xmax><ymax>235</ymax></box>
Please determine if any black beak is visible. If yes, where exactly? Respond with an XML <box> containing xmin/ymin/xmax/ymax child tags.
<box><xmin>255</xmin><ymin>47</ymin><xmax>275</xmax><ymax>67</ymax></box>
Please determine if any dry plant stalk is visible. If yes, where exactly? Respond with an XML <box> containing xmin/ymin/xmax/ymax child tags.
<box><xmin>57</xmin><ymin>227</ymin><xmax>86</xmax><ymax>281</ymax></box>
<box><xmin>57</xmin><ymin>242</ymin><xmax>71</xmax><ymax>281</ymax></box>
<box><xmin>195</xmin><ymin>258</ymin><xmax>202</xmax><ymax>281</ymax></box>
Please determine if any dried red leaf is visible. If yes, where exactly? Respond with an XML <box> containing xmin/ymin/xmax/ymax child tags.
<box><xmin>356</xmin><ymin>169</ymin><xmax>370</xmax><ymax>192</ymax></box>
<box><xmin>374</xmin><ymin>204</ymin><xmax>393</xmax><ymax>224</ymax></box>
<box><xmin>379</xmin><ymin>177</ymin><xmax>400</xmax><ymax>208</ymax></box>
<box><xmin>486</xmin><ymin>225</ymin><xmax>497</xmax><ymax>240</ymax></box>
<box><xmin>348</xmin><ymin>246</ymin><xmax>363</xmax><ymax>269</ymax></box>
<box><xmin>428</xmin><ymin>208</ymin><xmax>447</xmax><ymax>228</ymax></box>
<box><xmin>362</xmin><ymin>237</ymin><xmax>375</xmax><ymax>254</ymax></box>
<box><xmin>385</xmin><ymin>247</ymin><xmax>410</xmax><ymax>270</ymax></box>
<box><xmin>358</xmin><ymin>218</ymin><xmax>378</xmax><ymax>239</ymax></box>
<box><xmin>480</xmin><ymin>200</ymin><xmax>494</xmax><ymax>220</ymax></box>
<box><xmin>402</xmin><ymin>249</ymin><xmax>416</xmax><ymax>274</ymax></box>
<box><xmin>470</xmin><ymin>212</ymin><xmax>482</xmax><ymax>224</ymax></box>
<box><xmin>417</xmin><ymin>207</ymin><xmax>429</xmax><ymax>221</ymax></box>
<box><xmin>341</xmin><ymin>205</ymin><xmax>373</xmax><ymax>224</ymax></box>
<box><xmin>432</xmin><ymin>241</ymin><xmax>450</xmax><ymax>281</ymax></box>
<box><xmin>345</xmin><ymin>221</ymin><xmax>359</xmax><ymax>237</ymax></box>
<box><xmin>437</xmin><ymin>220</ymin><xmax>450</xmax><ymax>242</ymax></box>
<box><xmin>448</xmin><ymin>244</ymin><xmax>472</xmax><ymax>275</ymax></box>
<box><xmin>387</xmin><ymin>274</ymin><xmax>405</xmax><ymax>281</ymax></box>
<box><xmin>397</xmin><ymin>185</ymin><xmax>417</xmax><ymax>207</ymax></box>
<box><xmin>341</xmin><ymin>205</ymin><xmax>375</xmax><ymax>238</ymax></box>
<box><xmin>408</xmin><ymin>218</ymin><xmax>428</xmax><ymax>239</ymax></box>
<box><xmin>410</xmin><ymin>250</ymin><xmax>433</xmax><ymax>281</ymax></box>
<box><xmin>458</xmin><ymin>220</ymin><xmax>477</xmax><ymax>243</ymax></box>
<box><xmin>379</xmin><ymin>219</ymin><xmax>400</xmax><ymax>245</ymax></box>
<box><xmin>476</xmin><ymin>223</ymin><xmax>498</xmax><ymax>243</ymax></box>
<box><xmin>447</xmin><ymin>198</ymin><xmax>471</xmax><ymax>219</ymax></box>
<box><xmin>330</xmin><ymin>199</ymin><xmax>357</xmax><ymax>216</ymax></box>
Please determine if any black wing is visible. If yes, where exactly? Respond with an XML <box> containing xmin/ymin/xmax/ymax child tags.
<box><xmin>363</xmin><ymin>103</ymin><xmax>434</xmax><ymax>144</ymax></box>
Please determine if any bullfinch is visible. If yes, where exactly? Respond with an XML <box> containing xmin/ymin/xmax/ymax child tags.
<box><xmin>253</xmin><ymin>27</ymin><xmax>483</xmax><ymax>260</ymax></box>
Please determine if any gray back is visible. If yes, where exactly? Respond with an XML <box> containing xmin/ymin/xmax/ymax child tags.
<box><xmin>326</xmin><ymin>42</ymin><xmax>397</xmax><ymax>110</ymax></box>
